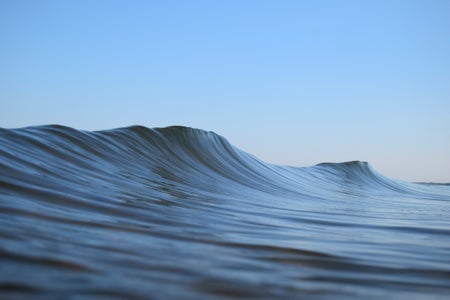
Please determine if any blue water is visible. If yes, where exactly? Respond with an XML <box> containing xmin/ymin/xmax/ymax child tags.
<box><xmin>1</xmin><ymin>125</ymin><xmax>449</xmax><ymax>299</ymax></box>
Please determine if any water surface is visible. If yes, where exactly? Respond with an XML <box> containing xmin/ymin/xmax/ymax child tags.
<box><xmin>1</xmin><ymin>125</ymin><xmax>449</xmax><ymax>299</ymax></box>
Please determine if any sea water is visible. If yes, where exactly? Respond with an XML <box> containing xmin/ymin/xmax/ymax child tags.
<box><xmin>1</xmin><ymin>125</ymin><xmax>449</xmax><ymax>299</ymax></box>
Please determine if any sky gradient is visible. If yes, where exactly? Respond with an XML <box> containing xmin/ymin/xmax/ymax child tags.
<box><xmin>1</xmin><ymin>0</ymin><xmax>449</xmax><ymax>182</ymax></box>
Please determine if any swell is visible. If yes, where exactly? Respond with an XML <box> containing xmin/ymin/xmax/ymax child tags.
<box><xmin>1</xmin><ymin>125</ymin><xmax>450</xmax><ymax>299</ymax></box>
<box><xmin>0</xmin><ymin>125</ymin><xmax>442</xmax><ymax>197</ymax></box>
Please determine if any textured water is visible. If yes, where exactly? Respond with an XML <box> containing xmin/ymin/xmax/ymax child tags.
<box><xmin>1</xmin><ymin>125</ymin><xmax>449</xmax><ymax>299</ymax></box>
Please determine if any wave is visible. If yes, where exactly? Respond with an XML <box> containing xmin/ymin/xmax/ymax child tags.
<box><xmin>1</xmin><ymin>125</ymin><xmax>450</xmax><ymax>299</ymax></box>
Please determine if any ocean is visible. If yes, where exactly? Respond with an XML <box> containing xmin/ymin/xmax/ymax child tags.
<box><xmin>1</xmin><ymin>125</ymin><xmax>449</xmax><ymax>299</ymax></box>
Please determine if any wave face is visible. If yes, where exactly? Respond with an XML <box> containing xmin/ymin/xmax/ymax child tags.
<box><xmin>1</xmin><ymin>125</ymin><xmax>450</xmax><ymax>299</ymax></box>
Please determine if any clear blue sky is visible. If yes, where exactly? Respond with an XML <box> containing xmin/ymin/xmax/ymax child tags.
<box><xmin>1</xmin><ymin>0</ymin><xmax>449</xmax><ymax>182</ymax></box>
